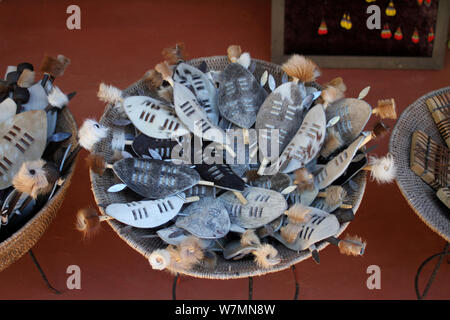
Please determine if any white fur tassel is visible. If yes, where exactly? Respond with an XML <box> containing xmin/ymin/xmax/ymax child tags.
<box><xmin>368</xmin><ymin>153</ymin><xmax>396</xmax><ymax>184</ymax></box>
<box><xmin>48</xmin><ymin>86</ymin><xmax>69</xmax><ymax>109</ymax></box>
<box><xmin>237</xmin><ymin>52</ymin><xmax>251</xmax><ymax>69</ymax></box>
<box><xmin>78</xmin><ymin>119</ymin><xmax>109</xmax><ymax>151</ymax></box>
<box><xmin>97</xmin><ymin>83</ymin><xmax>123</xmax><ymax>104</ymax></box>
<box><xmin>148</xmin><ymin>249</ymin><xmax>171</xmax><ymax>270</ymax></box>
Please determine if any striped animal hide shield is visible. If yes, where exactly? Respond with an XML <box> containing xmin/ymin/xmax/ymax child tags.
<box><xmin>123</xmin><ymin>96</ymin><xmax>189</xmax><ymax>139</ymax></box>
<box><xmin>131</xmin><ymin>134</ymin><xmax>179</xmax><ymax>159</ymax></box>
<box><xmin>157</xmin><ymin>225</ymin><xmax>214</xmax><ymax>248</ymax></box>
<box><xmin>173</xmin><ymin>63</ymin><xmax>219</xmax><ymax>125</ymax></box>
<box><xmin>217</xmin><ymin>63</ymin><xmax>267</xmax><ymax>128</ymax></box>
<box><xmin>105</xmin><ymin>193</ymin><xmax>186</xmax><ymax>228</ymax></box>
<box><xmin>176</xmin><ymin>197</ymin><xmax>230</xmax><ymax>239</ymax></box>
<box><xmin>0</xmin><ymin>110</ymin><xmax>47</xmax><ymax>189</ymax></box>
<box><xmin>219</xmin><ymin>187</ymin><xmax>287</xmax><ymax>229</ymax></box>
<box><xmin>195</xmin><ymin>163</ymin><xmax>245</xmax><ymax>191</ymax></box>
<box><xmin>112</xmin><ymin>158</ymin><xmax>200</xmax><ymax>199</ymax></box>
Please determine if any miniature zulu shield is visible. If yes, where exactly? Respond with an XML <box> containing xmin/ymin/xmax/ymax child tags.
<box><xmin>256</xmin><ymin>83</ymin><xmax>310</xmax><ymax>161</ymax></box>
<box><xmin>131</xmin><ymin>134</ymin><xmax>179</xmax><ymax>159</ymax></box>
<box><xmin>217</xmin><ymin>63</ymin><xmax>267</xmax><ymax>128</ymax></box>
<box><xmin>332</xmin><ymin>151</ymin><xmax>368</xmax><ymax>186</ymax></box>
<box><xmin>173</xmin><ymin>82</ymin><xmax>230</xmax><ymax>146</ymax></box>
<box><xmin>184</xmin><ymin>184</ymin><xmax>216</xmax><ymax>198</ymax></box>
<box><xmin>105</xmin><ymin>193</ymin><xmax>186</xmax><ymax>228</ymax></box>
<box><xmin>195</xmin><ymin>163</ymin><xmax>245</xmax><ymax>191</ymax></box>
<box><xmin>112</xmin><ymin>158</ymin><xmax>200</xmax><ymax>199</ymax></box>
<box><xmin>123</xmin><ymin>96</ymin><xmax>189</xmax><ymax>139</ymax></box>
<box><xmin>173</xmin><ymin>63</ymin><xmax>219</xmax><ymax>125</ymax></box>
<box><xmin>219</xmin><ymin>186</ymin><xmax>288</xmax><ymax>229</ymax></box>
<box><xmin>326</xmin><ymin>98</ymin><xmax>372</xmax><ymax>146</ymax></box>
<box><xmin>264</xmin><ymin>104</ymin><xmax>326</xmax><ymax>175</ymax></box>
<box><xmin>157</xmin><ymin>225</ymin><xmax>214</xmax><ymax>248</ymax></box>
<box><xmin>316</xmin><ymin>134</ymin><xmax>366</xmax><ymax>189</ymax></box>
<box><xmin>176</xmin><ymin>197</ymin><xmax>230</xmax><ymax>239</ymax></box>
<box><xmin>274</xmin><ymin>208</ymin><xmax>340</xmax><ymax>251</ymax></box>
<box><xmin>0</xmin><ymin>110</ymin><xmax>47</xmax><ymax>189</ymax></box>
<box><xmin>22</xmin><ymin>83</ymin><xmax>57</xmax><ymax>139</ymax></box>
<box><xmin>249</xmin><ymin>172</ymin><xmax>292</xmax><ymax>193</ymax></box>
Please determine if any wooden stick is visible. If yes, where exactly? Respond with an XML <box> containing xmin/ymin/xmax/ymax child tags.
<box><xmin>232</xmin><ymin>191</ymin><xmax>248</xmax><ymax>205</ymax></box>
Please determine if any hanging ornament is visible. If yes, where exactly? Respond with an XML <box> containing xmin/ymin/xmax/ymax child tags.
<box><xmin>425</xmin><ymin>0</ymin><xmax>432</xmax><ymax>7</ymax></box>
<box><xmin>394</xmin><ymin>26</ymin><xmax>403</xmax><ymax>40</ymax></box>
<box><xmin>381</xmin><ymin>23</ymin><xmax>392</xmax><ymax>39</ymax></box>
<box><xmin>385</xmin><ymin>1</ymin><xmax>396</xmax><ymax>16</ymax></box>
<box><xmin>411</xmin><ymin>28</ymin><xmax>420</xmax><ymax>44</ymax></box>
<box><xmin>346</xmin><ymin>13</ymin><xmax>352</xmax><ymax>30</ymax></box>
<box><xmin>318</xmin><ymin>18</ymin><xmax>328</xmax><ymax>35</ymax></box>
<box><xmin>417</xmin><ymin>0</ymin><xmax>423</xmax><ymax>5</ymax></box>
<box><xmin>340</xmin><ymin>13</ymin><xmax>347</xmax><ymax>29</ymax></box>
<box><xmin>366</xmin><ymin>0</ymin><xmax>376</xmax><ymax>2</ymax></box>
<box><xmin>428</xmin><ymin>27</ymin><xmax>435</xmax><ymax>42</ymax></box>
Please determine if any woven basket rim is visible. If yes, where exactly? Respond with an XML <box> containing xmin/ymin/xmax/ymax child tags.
<box><xmin>389</xmin><ymin>86</ymin><xmax>450</xmax><ymax>242</ymax></box>
<box><xmin>91</xmin><ymin>56</ymin><xmax>367</xmax><ymax>279</ymax></box>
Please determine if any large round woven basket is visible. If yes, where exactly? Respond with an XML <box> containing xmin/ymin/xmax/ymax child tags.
<box><xmin>91</xmin><ymin>56</ymin><xmax>367</xmax><ymax>279</ymax></box>
<box><xmin>389</xmin><ymin>87</ymin><xmax>450</xmax><ymax>242</ymax></box>
<box><xmin>0</xmin><ymin>108</ymin><xmax>78</xmax><ymax>272</ymax></box>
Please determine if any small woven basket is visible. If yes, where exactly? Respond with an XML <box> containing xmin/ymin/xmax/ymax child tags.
<box><xmin>91</xmin><ymin>56</ymin><xmax>367</xmax><ymax>279</ymax></box>
<box><xmin>389</xmin><ymin>87</ymin><xmax>450</xmax><ymax>242</ymax></box>
<box><xmin>0</xmin><ymin>108</ymin><xmax>78</xmax><ymax>272</ymax></box>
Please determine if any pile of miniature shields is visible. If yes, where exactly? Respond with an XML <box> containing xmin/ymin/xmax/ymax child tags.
<box><xmin>0</xmin><ymin>55</ymin><xmax>79</xmax><ymax>271</ymax></box>
<box><xmin>85</xmin><ymin>44</ymin><xmax>397</xmax><ymax>278</ymax></box>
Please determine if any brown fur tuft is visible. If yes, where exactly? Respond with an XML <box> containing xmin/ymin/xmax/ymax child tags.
<box><xmin>57</xmin><ymin>55</ymin><xmax>71</xmax><ymax>67</ymax></box>
<box><xmin>280</xmin><ymin>222</ymin><xmax>303</xmax><ymax>243</ymax></box>
<box><xmin>17</xmin><ymin>69</ymin><xmax>35</xmax><ymax>88</ymax></box>
<box><xmin>162</xmin><ymin>42</ymin><xmax>187</xmax><ymax>65</ymax></box>
<box><xmin>157</xmin><ymin>85</ymin><xmax>174</xmax><ymax>104</ymax></box>
<box><xmin>338</xmin><ymin>234</ymin><xmax>366</xmax><ymax>256</ymax></box>
<box><xmin>323</xmin><ymin>186</ymin><xmax>347</xmax><ymax>208</ymax></box>
<box><xmin>85</xmin><ymin>153</ymin><xmax>107</xmax><ymax>175</ymax></box>
<box><xmin>39</xmin><ymin>55</ymin><xmax>66</xmax><ymax>77</ymax></box>
<box><xmin>155</xmin><ymin>62</ymin><xmax>173</xmax><ymax>82</ymax></box>
<box><xmin>12</xmin><ymin>160</ymin><xmax>49</xmax><ymax>198</ymax></box>
<box><xmin>227</xmin><ymin>45</ymin><xmax>242</xmax><ymax>62</ymax></box>
<box><xmin>75</xmin><ymin>208</ymin><xmax>102</xmax><ymax>239</ymax></box>
<box><xmin>142</xmin><ymin>69</ymin><xmax>163</xmax><ymax>91</ymax></box>
<box><xmin>201</xmin><ymin>250</ymin><xmax>218</xmax><ymax>270</ymax></box>
<box><xmin>240</xmin><ymin>230</ymin><xmax>261</xmax><ymax>247</ymax></box>
<box><xmin>178</xmin><ymin>236</ymin><xmax>204</xmax><ymax>265</ymax></box>
<box><xmin>325</xmin><ymin>77</ymin><xmax>347</xmax><ymax>93</ymax></box>
<box><xmin>253</xmin><ymin>244</ymin><xmax>280</xmax><ymax>269</ymax></box>
<box><xmin>294</xmin><ymin>168</ymin><xmax>315</xmax><ymax>192</ymax></box>
<box><xmin>372</xmin><ymin>122</ymin><xmax>390</xmax><ymax>139</ymax></box>
<box><xmin>321</xmin><ymin>86</ymin><xmax>344</xmax><ymax>106</ymax></box>
<box><xmin>282</xmin><ymin>54</ymin><xmax>320</xmax><ymax>83</ymax></box>
<box><xmin>245</xmin><ymin>170</ymin><xmax>259</xmax><ymax>183</ymax></box>
<box><xmin>374</xmin><ymin>99</ymin><xmax>397</xmax><ymax>119</ymax></box>
<box><xmin>320</xmin><ymin>129</ymin><xmax>345</xmax><ymax>158</ymax></box>
<box><xmin>285</xmin><ymin>203</ymin><xmax>312</xmax><ymax>224</ymax></box>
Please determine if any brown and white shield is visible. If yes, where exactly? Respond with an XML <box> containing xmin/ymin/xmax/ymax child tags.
<box><xmin>0</xmin><ymin>110</ymin><xmax>47</xmax><ymax>189</ymax></box>
<box><xmin>219</xmin><ymin>186</ymin><xmax>287</xmax><ymax>229</ymax></box>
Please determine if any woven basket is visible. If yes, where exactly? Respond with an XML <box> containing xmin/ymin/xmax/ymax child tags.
<box><xmin>91</xmin><ymin>56</ymin><xmax>367</xmax><ymax>279</ymax></box>
<box><xmin>389</xmin><ymin>87</ymin><xmax>450</xmax><ymax>242</ymax></box>
<box><xmin>0</xmin><ymin>108</ymin><xmax>78</xmax><ymax>272</ymax></box>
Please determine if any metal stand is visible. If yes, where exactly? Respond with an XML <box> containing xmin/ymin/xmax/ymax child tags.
<box><xmin>28</xmin><ymin>250</ymin><xmax>62</xmax><ymax>295</ymax></box>
<box><xmin>414</xmin><ymin>242</ymin><xmax>449</xmax><ymax>300</ymax></box>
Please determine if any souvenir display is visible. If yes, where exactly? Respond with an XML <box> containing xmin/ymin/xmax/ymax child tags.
<box><xmin>82</xmin><ymin>44</ymin><xmax>396</xmax><ymax>278</ymax></box>
<box><xmin>0</xmin><ymin>55</ymin><xmax>78</xmax><ymax>271</ymax></box>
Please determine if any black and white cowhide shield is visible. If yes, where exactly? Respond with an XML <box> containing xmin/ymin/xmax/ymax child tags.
<box><xmin>173</xmin><ymin>62</ymin><xmax>219</xmax><ymax>125</ymax></box>
<box><xmin>112</xmin><ymin>158</ymin><xmax>200</xmax><ymax>199</ymax></box>
<box><xmin>195</xmin><ymin>163</ymin><xmax>245</xmax><ymax>191</ymax></box>
<box><xmin>132</xmin><ymin>134</ymin><xmax>179</xmax><ymax>159</ymax></box>
<box><xmin>217</xmin><ymin>63</ymin><xmax>267</xmax><ymax>128</ymax></box>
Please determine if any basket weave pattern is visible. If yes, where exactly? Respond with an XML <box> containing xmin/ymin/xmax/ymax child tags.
<box><xmin>0</xmin><ymin>108</ymin><xmax>78</xmax><ymax>272</ymax></box>
<box><xmin>91</xmin><ymin>56</ymin><xmax>367</xmax><ymax>279</ymax></box>
<box><xmin>389</xmin><ymin>87</ymin><xmax>450</xmax><ymax>242</ymax></box>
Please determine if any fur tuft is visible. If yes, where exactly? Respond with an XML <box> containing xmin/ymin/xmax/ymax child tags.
<box><xmin>285</xmin><ymin>203</ymin><xmax>312</xmax><ymax>224</ymax></box>
<box><xmin>338</xmin><ymin>234</ymin><xmax>366</xmax><ymax>256</ymax></box>
<box><xmin>97</xmin><ymin>83</ymin><xmax>123</xmax><ymax>105</ymax></box>
<box><xmin>111</xmin><ymin>131</ymin><xmax>126</xmax><ymax>152</ymax></box>
<box><xmin>237</xmin><ymin>52</ymin><xmax>251</xmax><ymax>69</ymax></box>
<box><xmin>294</xmin><ymin>168</ymin><xmax>315</xmax><ymax>192</ymax></box>
<box><xmin>202</xmin><ymin>250</ymin><xmax>218</xmax><ymax>270</ymax></box>
<box><xmin>142</xmin><ymin>69</ymin><xmax>163</xmax><ymax>91</ymax></box>
<box><xmin>85</xmin><ymin>153</ymin><xmax>107</xmax><ymax>175</ymax></box>
<box><xmin>227</xmin><ymin>45</ymin><xmax>242</xmax><ymax>62</ymax></box>
<box><xmin>148</xmin><ymin>249</ymin><xmax>172</xmax><ymax>270</ymax></box>
<box><xmin>323</xmin><ymin>186</ymin><xmax>347</xmax><ymax>208</ymax></box>
<box><xmin>374</xmin><ymin>99</ymin><xmax>397</xmax><ymax>119</ymax></box>
<box><xmin>372</xmin><ymin>122</ymin><xmax>390</xmax><ymax>139</ymax></box>
<box><xmin>240</xmin><ymin>230</ymin><xmax>261</xmax><ymax>247</ymax></box>
<box><xmin>320</xmin><ymin>129</ymin><xmax>345</xmax><ymax>158</ymax></box>
<box><xmin>157</xmin><ymin>85</ymin><xmax>173</xmax><ymax>104</ymax></box>
<box><xmin>280</xmin><ymin>222</ymin><xmax>303</xmax><ymax>243</ymax></box>
<box><xmin>178</xmin><ymin>236</ymin><xmax>204</xmax><ymax>265</ymax></box>
<box><xmin>48</xmin><ymin>86</ymin><xmax>69</xmax><ymax>109</ymax></box>
<box><xmin>162</xmin><ymin>42</ymin><xmax>187</xmax><ymax>65</ymax></box>
<box><xmin>56</xmin><ymin>55</ymin><xmax>71</xmax><ymax>68</ymax></box>
<box><xmin>39</xmin><ymin>55</ymin><xmax>67</xmax><ymax>77</ymax></box>
<box><xmin>155</xmin><ymin>62</ymin><xmax>173</xmax><ymax>82</ymax></box>
<box><xmin>253</xmin><ymin>244</ymin><xmax>280</xmax><ymax>269</ymax></box>
<box><xmin>321</xmin><ymin>86</ymin><xmax>344</xmax><ymax>106</ymax></box>
<box><xmin>281</xmin><ymin>54</ymin><xmax>320</xmax><ymax>83</ymax></box>
<box><xmin>78</xmin><ymin>119</ymin><xmax>108</xmax><ymax>151</ymax></box>
<box><xmin>12</xmin><ymin>160</ymin><xmax>49</xmax><ymax>199</ymax></box>
<box><xmin>17</xmin><ymin>69</ymin><xmax>35</xmax><ymax>88</ymax></box>
<box><xmin>368</xmin><ymin>153</ymin><xmax>396</xmax><ymax>184</ymax></box>
<box><xmin>75</xmin><ymin>208</ymin><xmax>101</xmax><ymax>238</ymax></box>
<box><xmin>325</xmin><ymin>77</ymin><xmax>347</xmax><ymax>93</ymax></box>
